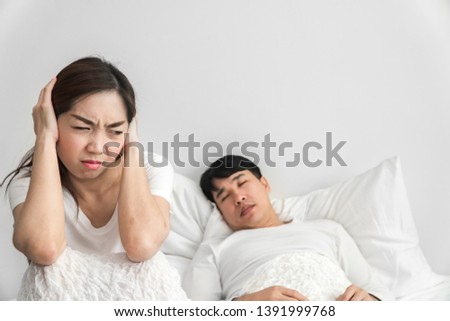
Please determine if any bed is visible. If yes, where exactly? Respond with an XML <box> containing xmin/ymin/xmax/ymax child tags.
<box><xmin>163</xmin><ymin>156</ymin><xmax>450</xmax><ymax>300</ymax></box>
<box><xmin>17</xmin><ymin>156</ymin><xmax>449</xmax><ymax>300</ymax></box>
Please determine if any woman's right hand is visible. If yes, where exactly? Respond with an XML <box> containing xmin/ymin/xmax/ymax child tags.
<box><xmin>32</xmin><ymin>77</ymin><xmax>58</xmax><ymax>142</ymax></box>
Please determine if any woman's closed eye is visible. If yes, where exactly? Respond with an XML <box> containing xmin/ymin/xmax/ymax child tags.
<box><xmin>72</xmin><ymin>126</ymin><xmax>90</xmax><ymax>131</ymax></box>
<box><xmin>109</xmin><ymin>129</ymin><xmax>123</xmax><ymax>136</ymax></box>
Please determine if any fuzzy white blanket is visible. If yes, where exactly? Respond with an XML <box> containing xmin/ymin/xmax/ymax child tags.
<box><xmin>17</xmin><ymin>247</ymin><xmax>188</xmax><ymax>300</ymax></box>
<box><xmin>241</xmin><ymin>252</ymin><xmax>351</xmax><ymax>300</ymax></box>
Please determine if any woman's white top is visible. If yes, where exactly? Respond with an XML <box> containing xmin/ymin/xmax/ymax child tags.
<box><xmin>8</xmin><ymin>152</ymin><xmax>173</xmax><ymax>256</ymax></box>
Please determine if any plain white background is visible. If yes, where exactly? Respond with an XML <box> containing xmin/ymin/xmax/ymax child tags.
<box><xmin>0</xmin><ymin>0</ymin><xmax>449</xmax><ymax>300</ymax></box>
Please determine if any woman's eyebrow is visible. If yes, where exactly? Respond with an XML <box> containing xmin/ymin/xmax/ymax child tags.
<box><xmin>70</xmin><ymin>114</ymin><xmax>126</xmax><ymax>128</ymax></box>
<box><xmin>70</xmin><ymin>114</ymin><xmax>95</xmax><ymax>125</ymax></box>
<box><xmin>107</xmin><ymin>121</ymin><xmax>126</xmax><ymax>128</ymax></box>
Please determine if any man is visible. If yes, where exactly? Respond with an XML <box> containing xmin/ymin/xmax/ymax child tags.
<box><xmin>183</xmin><ymin>155</ymin><xmax>393</xmax><ymax>301</ymax></box>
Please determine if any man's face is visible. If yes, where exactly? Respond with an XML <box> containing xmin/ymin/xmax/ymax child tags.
<box><xmin>211</xmin><ymin>170</ymin><xmax>279</xmax><ymax>230</ymax></box>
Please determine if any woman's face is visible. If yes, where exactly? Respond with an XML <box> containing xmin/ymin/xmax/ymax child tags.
<box><xmin>56</xmin><ymin>91</ymin><xmax>128</xmax><ymax>181</ymax></box>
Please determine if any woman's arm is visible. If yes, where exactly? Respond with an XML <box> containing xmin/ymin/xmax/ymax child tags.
<box><xmin>117</xmin><ymin>118</ymin><xmax>170</xmax><ymax>262</ymax></box>
<box><xmin>13</xmin><ymin>78</ymin><xmax>66</xmax><ymax>265</ymax></box>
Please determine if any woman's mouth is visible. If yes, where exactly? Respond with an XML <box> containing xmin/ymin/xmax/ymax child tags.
<box><xmin>81</xmin><ymin>160</ymin><xmax>102</xmax><ymax>170</ymax></box>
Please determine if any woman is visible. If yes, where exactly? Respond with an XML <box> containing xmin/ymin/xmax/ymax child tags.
<box><xmin>2</xmin><ymin>57</ymin><xmax>186</xmax><ymax>300</ymax></box>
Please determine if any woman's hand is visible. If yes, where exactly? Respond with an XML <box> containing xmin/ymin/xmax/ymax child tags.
<box><xmin>13</xmin><ymin>78</ymin><xmax>66</xmax><ymax>265</ymax></box>
<box><xmin>126</xmin><ymin>116</ymin><xmax>139</xmax><ymax>143</ymax></box>
<box><xmin>123</xmin><ymin>117</ymin><xmax>139</xmax><ymax>158</ymax></box>
<box><xmin>32</xmin><ymin>78</ymin><xmax>58</xmax><ymax>142</ymax></box>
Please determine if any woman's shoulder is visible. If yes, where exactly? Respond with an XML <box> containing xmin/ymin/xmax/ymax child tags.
<box><xmin>142</xmin><ymin>152</ymin><xmax>174</xmax><ymax>200</ymax></box>
<box><xmin>143</xmin><ymin>151</ymin><xmax>174</xmax><ymax>174</ymax></box>
<box><xmin>7</xmin><ymin>167</ymin><xmax>32</xmax><ymax>192</ymax></box>
<box><xmin>143</xmin><ymin>151</ymin><xmax>170</xmax><ymax>165</ymax></box>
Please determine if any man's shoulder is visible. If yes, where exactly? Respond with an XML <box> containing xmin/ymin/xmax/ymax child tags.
<box><xmin>293</xmin><ymin>218</ymin><xmax>344</xmax><ymax>232</ymax></box>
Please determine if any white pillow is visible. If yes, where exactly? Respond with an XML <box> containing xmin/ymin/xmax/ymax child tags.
<box><xmin>161</xmin><ymin>173</ymin><xmax>213</xmax><ymax>279</ymax></box>
<box><xmin>201</xmin><ymin>156</ymin><xmax>446</xmax><ymax>299</ymax></box>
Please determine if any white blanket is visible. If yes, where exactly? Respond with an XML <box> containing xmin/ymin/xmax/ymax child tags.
<box><xmin>17</xmin><ymin>247</ymin><xmax>188</xmax><ymax>301</ymax></box>
<box><xmin>241</xmin><ymin>252</ymin><xmax>352</xmax><ymax>301</ymax></box>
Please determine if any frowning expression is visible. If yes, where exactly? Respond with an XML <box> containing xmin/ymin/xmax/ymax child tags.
<box><xmin>56</xmin><ymin>91</ymin><xmax>128</xmax><ymax>181</ymax></box>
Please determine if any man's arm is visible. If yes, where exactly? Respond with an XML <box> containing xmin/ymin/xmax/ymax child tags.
<box><xmin>334</xmin><ymin>224</ymin><xmax>394</xmax><ymax>300</ymax></box>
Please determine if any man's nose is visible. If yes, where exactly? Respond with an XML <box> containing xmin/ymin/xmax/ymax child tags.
<box><xmin>235</xmin><ymin>194</ymin><xmax>246</xmax><ymax>206</ymax></box>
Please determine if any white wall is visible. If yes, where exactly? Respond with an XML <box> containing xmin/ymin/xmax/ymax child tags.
<box><xmin>1</xmin><ymin>0</ymin><xmax>449</xmax><ymax>300</ymax></box>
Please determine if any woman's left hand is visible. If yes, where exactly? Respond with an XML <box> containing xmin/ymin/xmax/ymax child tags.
<box><xmin>126</xmin><ymin>117</ymin><xmax>139</xmax><ymax>143</ymax></box>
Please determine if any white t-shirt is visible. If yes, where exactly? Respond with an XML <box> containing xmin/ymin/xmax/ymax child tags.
<box><xmin>8</xmin><ymin>152</ymin><xmax>174</xmax><ymax>256</ymax></box>
<box><xmin>183</xmin><ymin>219</ymin><xmax>394</xmax><ymax>301</ymax></box>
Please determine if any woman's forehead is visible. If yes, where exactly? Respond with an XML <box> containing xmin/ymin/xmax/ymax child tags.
<box><xmin>67</xmin><ymin>92</ymin><xmax>127</xmax><ymax>122</ymax></box>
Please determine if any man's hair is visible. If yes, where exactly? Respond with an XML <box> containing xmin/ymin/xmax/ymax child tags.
<box><xmin>200</xmin><ymin>155</ymin><xmax>262</xmax><ymax>203</ymax></box>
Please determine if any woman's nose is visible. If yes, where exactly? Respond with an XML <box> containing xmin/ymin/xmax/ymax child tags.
<box><xmin>86</xmin><ymin>132</ymin><xmax>106</xmax><ymax>154</ymax></box>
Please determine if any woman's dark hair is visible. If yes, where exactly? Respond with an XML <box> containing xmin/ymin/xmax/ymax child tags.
<box><xmin>1</xmin><ymin>56</ymin><xmax>136</xmax><ymax>201</ymax></box>
<box><xmin>200</xmin><ymin>155</ymin><xmax>262</xmax><ymax>203</ymax></box>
